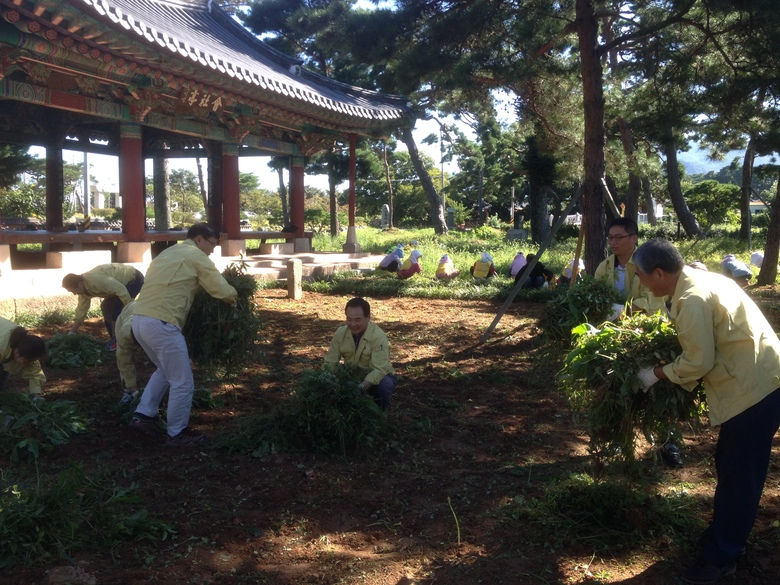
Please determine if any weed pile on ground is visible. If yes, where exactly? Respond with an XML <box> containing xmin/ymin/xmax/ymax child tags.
<box><xmin>0</xmin><ymin>393</ymin><xmax>90</xmax><ymax>462</ymax></box>
<box><xmin>217</xmin><ymin>366</ymin><xmax>387</xmax><ymax>458</ymax></box>
<box><xmin>557</xmin><ymin>312</ymin><xmax>706</xmax><ymax>471</ymax></box>
<box><xmin>47</xmin><ymin>333</ymin><xmax>109</xmax><ymax>369</ymax></box>
<box><xmin>0</xmin><ymin>465</ymin><xmax>175</xmax><ymax>569</ymax></box>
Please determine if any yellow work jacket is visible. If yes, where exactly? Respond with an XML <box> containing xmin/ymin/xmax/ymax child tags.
<box><xmin>662</xmin><ymin>267</ymin><xmax>780</xmax><ymax>425</ymax></box>
<box><xmin>115</xmin><ymin>300</ymin><xmax>136</xmax><ymax>389</ymax></box>
<box><xmin>0</xmin><ymin>317</ymin><xmax>45</xmax><ymax>395</ymax></box>
<box><xmin>472</xmin><ymin>261</ymin><xmax>492</xmax><ymax>279</ymax></box>
<box><xmin>74</xmin><ymin>263</ymin><xmax>139</xmax><ymax>324</ymax></box>
<box><xmin>133</xmin><ymin>239</ymin><xmax>237</xmax><ymax>328</ymax></box>
<box><xmin>595</xmin><ymin>252</ymin><xmax>666</xmax><ymax>315</ymax></box>
<box><xmin>324</xmin><ymin>321</ymin><xmax>394</xmax><ymax>386</ymax></box>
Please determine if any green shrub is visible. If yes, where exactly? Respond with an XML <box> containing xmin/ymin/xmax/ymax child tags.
<box><xmin>37</xmin><ymin>309</ymin><xmax>72</xmax><ymax>328</ymax></box>
<box><xmin>557</xmin><ymin>312</ymin><xmax>706</xmax><ymax>472</ymax></box>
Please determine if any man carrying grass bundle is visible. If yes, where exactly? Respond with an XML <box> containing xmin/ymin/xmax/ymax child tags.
<box><xmin>324</xmin><ymin>298</ymin><xmax>396</xmax><ymax>411</ymax></box>
<box><xmin>633</xmin><ymin>238</ymin><xmax>780</xmax><ymax>585</ymax></box>
<box><xmin>129</xmin><ymin>223</ymin><xmax>237</xmax><ymax>447</ymax></box>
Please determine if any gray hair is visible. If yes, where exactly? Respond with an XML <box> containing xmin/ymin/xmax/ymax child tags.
<box><xmin>632</xmin><ymin>238</ymin><xmax>685</xmax><ymax>274</ymax></box>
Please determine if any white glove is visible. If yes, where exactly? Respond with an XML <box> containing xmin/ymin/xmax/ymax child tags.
<box><xmin>637</xmin><ymin>367</ymin><xmax>660</xmax><ymax>392</ymax></box>
<box><xmin>608</xmin><ymin>303</ymin><xmax>624</xmax><ymax>321</ymax></box>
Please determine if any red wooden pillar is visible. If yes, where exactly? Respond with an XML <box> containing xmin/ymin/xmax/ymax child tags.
<box><xmin>348</xmin><ymin>133</ymin><xmax>357</xmax><ymax>227</ymax></box>
<box><xmin>222</xmin><ymin>143</ymin><xmax>240</xmax><ymax>239</ymax></box>
<box><xmin>290</xmin><ymin>156</ymin><xmax>305</xmax><ymax>237</ymax></box>
<box><xmin>45</xmin><ymin>145</ymin><xmax>64</xmax><ymax>230</ymax></box>
<box><xmin>119</xmin><ymin>122</ymin><xmax>145</xmax><ymax>240</ymax></box>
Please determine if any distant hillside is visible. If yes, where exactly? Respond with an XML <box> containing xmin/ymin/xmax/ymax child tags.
<box><xmin>677</xmin><ymin>147</ymin><xmax>744</xmax><ymax>175</ymax></box>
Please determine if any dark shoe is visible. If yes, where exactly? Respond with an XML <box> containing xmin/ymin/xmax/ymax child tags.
<box><xmin>661</xmin><ymin>443</ymin><xmax>684</xmax><ymax>468</ymax></box>
<box><xmin>129</xmin><ymin>413</ymin><xmax>164</xmax><ymax>436</ymax></box>
<box><xmin>106</xmin><ymin>339</ymin><xmax>117</xmax><ymax>352</ymax></box>
<box><xmin>681</xmin><ymin>558</ymin><xmax>736</xmax><ymax>584</ymax></box>
<box><xmin>165</xmin><ymin>427</ymin><xmax>208</xmax><ymax>447</ymax></box>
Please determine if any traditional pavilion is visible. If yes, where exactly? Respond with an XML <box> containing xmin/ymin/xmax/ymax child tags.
<box><xmin>0</xmin><ymin>0</ymin><xmax>413</xmax><ymax>266</ymax></box>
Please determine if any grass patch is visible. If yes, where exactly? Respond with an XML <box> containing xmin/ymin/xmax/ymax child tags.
<box><xmin>0</xmin><ymin>465</ymin><xmax>175</xmax><ymax>568</ymax></box>
<box><xmin>506</xmin><ymin>472</ymin><xmax>705</xmax><ymax>555</ymax></box>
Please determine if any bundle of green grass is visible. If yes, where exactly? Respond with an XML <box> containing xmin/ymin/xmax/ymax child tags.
<box><xmin>182</xmin><ymin>262</ymin><xmax>261</xmax><ymax>379</ymax></box>
<box><xmin>217</xmin><ymin>366</ymin><xmax>387</xmax><ymax>458</ymax></box>
<box><xmin>542</xmin><ymin>276</ymin><xmax>619</xmax><ymax>344</ymax></box>
<box><xmin>557</xmin><ymin>311</ymin><xmax>706</xmax><ymax>471</ymax></box>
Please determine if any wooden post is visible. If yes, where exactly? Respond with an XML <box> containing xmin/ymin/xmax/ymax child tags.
<box><xmin>119</xmin><ymin>122</ymin><xmax>145</xmax><ymax>240</ymax></box>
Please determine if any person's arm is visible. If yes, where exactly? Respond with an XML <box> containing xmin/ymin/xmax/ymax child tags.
<box><xmin>362</xmin><ymin>331</ymin><xmax>393</xmax><ymax>386</ymax></box>
<box><xmin>324</xmin><ymin>328</ymin><xmax>344</xmax><ymax>367</ymax></box>
<box><xmin>4</xmin><ymin>360</ymin><xmax>46</xmax><ymax>395</ymax></box>
<box><xmin>194</xmin><ymin>256</ymin><xmax>238</xmax><ymax>304</ymax></box>
<box><xmin>662</xmin><ymin>303</ymin><xmax>715</xmax><ymax>391</ymax></box>
<box><xmin>71</xmin><ymin>294</ymin><xmax>91</xmax><ymax>332</ymax></box>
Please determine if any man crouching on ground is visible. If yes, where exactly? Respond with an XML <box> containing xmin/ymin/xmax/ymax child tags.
<box><xmin>324</xmin><ymin>298</ymin><xmax>397</xmax><ymax>411</ymax></box>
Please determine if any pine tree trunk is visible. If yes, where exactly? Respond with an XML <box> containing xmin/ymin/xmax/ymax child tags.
<box><xmin>276</xmin><ymin>167</ymin><xmax>289</xmax><ymax>226</ymax></box>
<box><xmin>642</xmin><ymin>177</ymin><xmax>657</xmax><ymax>225</ymax></box>
<box><xmin>576</xmin><ymin>0</ymin><xmax>608</xmax><ymax>273</ymax></box>
<box><xmin>662</xmin><ymin>126</ymin><xmax>702</xmax><ymax>238</ymax></box>
<box><xmin>196</xmin><ymin>157</ymin><xmax>207</xmax><ymax>210</ymax></box>
<box><xmin>617</xmin><ymin>116</ymin><xmax>640</xmax><ymax>222</ymax></box>
<box><xmin>382</xmin><ymin>143</ymin><xmax>394</xmax><ymax>228</ymax></box>
<box><xmin>401</xmin><ymin>126</ymin><xmax>447</xmax><ymax>234</ymax></box>
<box><xmin>153</xmin><ymin>155</ymin><xmax>171</xmax><ymax>230</ymax></box>
<box><xmin>758</xmin><ymin>173</ymin><xmax>780</xmax><ymax>286</ymax></box>
<box><xmin>739</xmin><ymin>136</ymin><xmax>757</xmax><ymax>241</ymax></box>
<box><xmin>329</xmin><ymin>173</ymin><xmax>339</xmax><ymax>237</ymax></box>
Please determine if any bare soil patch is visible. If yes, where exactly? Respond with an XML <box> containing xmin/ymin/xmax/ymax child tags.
<box><xmin>4</xmin><ymin>290</ymin><xmax>780</xmax><ymax>584</ymax></box>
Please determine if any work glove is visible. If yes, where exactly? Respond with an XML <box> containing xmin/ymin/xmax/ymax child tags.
<box><xmin>608</xmin><ymin>303</ymin><xmax>624</xmax><ymax>321</ymax></box>
<box><xmin>637</xmin><ymin>367</ymin><xmax>660</xmax><ymax>393</ymax></box>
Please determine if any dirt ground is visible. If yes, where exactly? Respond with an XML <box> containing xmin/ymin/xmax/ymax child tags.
<box><xmin>5</xmin><ymin>290</ymin><xmax>780</xmax><ymax>584</ymax></box>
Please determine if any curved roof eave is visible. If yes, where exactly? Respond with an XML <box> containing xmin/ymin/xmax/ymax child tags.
<box><xmin>74</xmin><ymin>0</ymin><xmax>412</xmax><ymax>128</ymax></box>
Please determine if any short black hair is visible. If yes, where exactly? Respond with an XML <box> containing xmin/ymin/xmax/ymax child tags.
<box><xmin>633</xmin><ymin>238</ymin><xmax>685</xmax><ymax>274</ymax></box>
<box><xmin>345</xmin><ymin>297</ymin><xmax>370</xmax><ymax>318</ymax></box>
<box><xmin>609</xmin><ymin>217</ymin><xmax>639</xmax><ymax>236</ymax></box>
<box><xmin>187</xmin><ymin>223</ymin><xmax>219</xmax><ymax>241</ymax></box>
<box><xmin>9</xmin><ymin>327</ymin><xmax>46</xmax><ymax>361</ymax></box>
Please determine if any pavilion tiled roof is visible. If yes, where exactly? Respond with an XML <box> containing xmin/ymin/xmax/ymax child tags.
<box><xmin>76</xmin><ymin>0</ymin><xmax>412</xmax><ymax>128</ymax></box>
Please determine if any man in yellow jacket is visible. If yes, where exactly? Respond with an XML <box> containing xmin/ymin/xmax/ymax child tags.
<box><xmin>634</xmin><ymin>238</ymin><xmax>780</xmax><ymax>584</ymax></box>
<box><xmin>129</xmin><ymin>223</ymin><xmax>237</xmax><ymax>446</ymax></box>
<box><xmin>595</xmin><ymin>217</ymin><xmax>666</xmax><ymax>319</ymax></box>
<box><xmin>62</xmin><ymin>262</ymin><xmax>145</xmax><ymax>349</ymax></box>
<box><xmin>324</xmin><ymin>297</ymin><xmax>396</xmax><ymax>411</ymax></box>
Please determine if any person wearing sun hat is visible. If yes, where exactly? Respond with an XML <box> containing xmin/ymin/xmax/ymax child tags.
<box><xmin>720</xmin><ymin>254</ymin><xmax>752</xmax><ymax>288</ymax></box>
<box><xmin>398</xmin><ymin>249</ymin><xmax>423</xmax><ymax>279</ymax></box>
<box><xmin>470</xmin><ymin>252</ymin><xmax>497</xmax><ymax>279</ymax></box>
<box><xmin>378</xmin><ymin>245</ymin><xmax>404</xmax><ymax>272</ymax></box>
<box><xmin>435</xmin><ymin>254</ymin><xmax>460</xmax><ymax>279</ymax></box>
